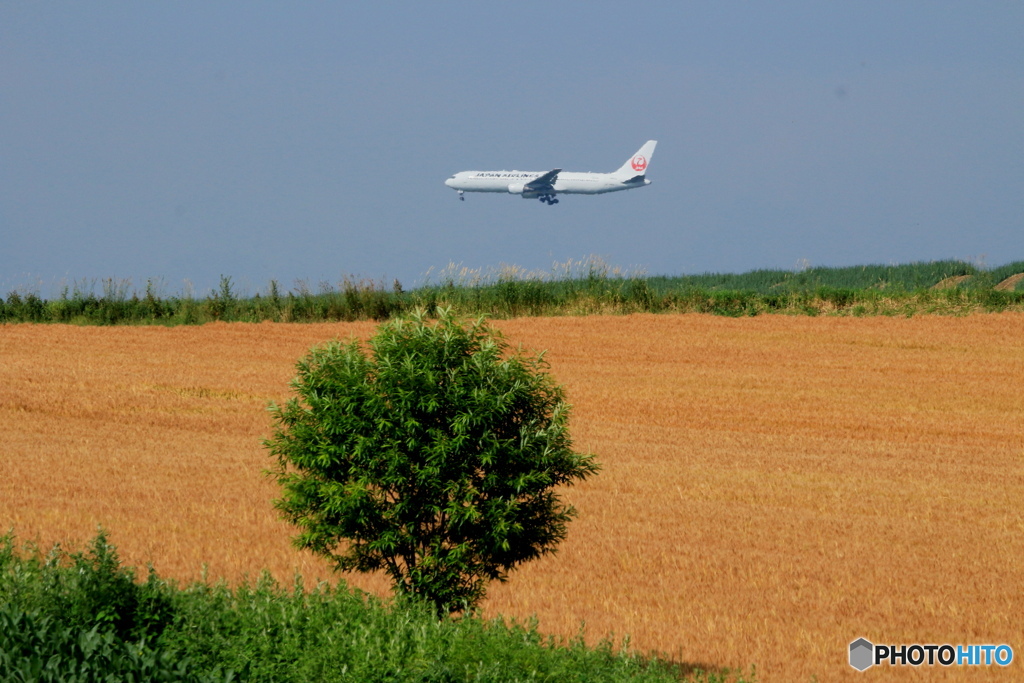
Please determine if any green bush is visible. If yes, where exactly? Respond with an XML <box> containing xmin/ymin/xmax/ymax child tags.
<box><xmin>0</xmin><ymin>605</ymin><xmax>231</xmax><ymax>683</ymax></box>
<box><xmin>2</xmin><ymin>532</ymin><xmax>729</xmax><ymax>682</ymax></box>
<box><xmin>0</xmin><ymin>530</ymin><xmax>172</xmax><ymax>642</ymax></box>
<box><xmin>266</xmin><ymin>308</ymin><xmax>599</xmax><ymax>614</ymax></box>
<box><xmin>0</xmin><ymin>533</ymin><xmax>235</xmax><ymax>682</ymax></box>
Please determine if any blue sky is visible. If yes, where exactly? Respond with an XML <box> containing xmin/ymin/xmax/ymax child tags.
<box><xmin>2</xmin><ymin>2</ymin><xmax>1022</xmax><ymax>297</ymax></box>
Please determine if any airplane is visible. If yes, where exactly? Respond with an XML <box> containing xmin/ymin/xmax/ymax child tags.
<box><xmin>444</xmin><ymin>140</ymin><xmax>657</xmax><ymax>205</ymax></box>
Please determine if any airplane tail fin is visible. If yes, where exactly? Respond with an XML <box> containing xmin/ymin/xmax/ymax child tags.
<box><xmin>613</xmin><ymin>140</ymin><xmax>657</xmax><ymax>178</ymax></box>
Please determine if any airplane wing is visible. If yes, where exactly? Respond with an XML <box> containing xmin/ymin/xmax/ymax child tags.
<box><xmin>524</xmin><ymin>168</ymin><xmax>561</xmax><ymax>190</ymax></box>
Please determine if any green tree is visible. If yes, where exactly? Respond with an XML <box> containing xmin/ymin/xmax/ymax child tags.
<box><xmin>265</xmin><ymin>308</ymin><xmax>598</xmax><ymax>614</ymax></box>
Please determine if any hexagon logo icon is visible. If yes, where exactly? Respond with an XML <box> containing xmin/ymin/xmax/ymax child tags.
<box><xmin>849</xmin><ymin>638</ymin><xmax>874</xmax><ymax>671</ymax></box>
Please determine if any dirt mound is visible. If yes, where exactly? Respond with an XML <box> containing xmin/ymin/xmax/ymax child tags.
<box><xmin>995</xmin><ymin>273</ymin><xmax>1024</xmax><ymax>291</ymax></box>
<box><xmin>932</xmin><ymin>275</ymin><xmax>972</xmax><ymax>289</ymax></box>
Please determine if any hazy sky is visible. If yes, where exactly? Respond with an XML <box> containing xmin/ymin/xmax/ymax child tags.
<box><xmin>3</xmin><ymin>2</ymin><xmax>1022</xmax><ymax>297</ymax></box>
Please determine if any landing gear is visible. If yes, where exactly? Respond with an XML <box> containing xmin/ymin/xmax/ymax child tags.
<box><xmin>458</xmin><ymin>190</ymin><xmax>465</xmax><ymax>201</ymax></box>
<box><xmin>539</xmin><ymin>194</ymin><xmax>559</xmax><ymax>205</ymax></box>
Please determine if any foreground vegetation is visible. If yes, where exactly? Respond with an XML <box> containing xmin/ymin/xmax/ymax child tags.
<box><xmin>3</xmin><ymin>259</ymin><xmax>1023</xmax><ymax>325</ymax></box>
<box><xmin>0</xmin><ymin>532</ymin><xmax>750</xmax><ymax>682</ymax></box>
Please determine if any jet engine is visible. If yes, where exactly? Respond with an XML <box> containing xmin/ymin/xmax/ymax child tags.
<box><xmin>508</xmin><ymin>183</ymin><xmax>542</xmax><ymax>198</ymax></box>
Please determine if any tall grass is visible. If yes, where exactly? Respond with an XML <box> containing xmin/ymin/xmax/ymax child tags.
<box><xmin>3</xmin><ymin>258</ymin><xmax>1023</xmax><ymax>325</ymax></box>
<box><xmin>0</xmin><ymin>532</ymin><xmax>748</xmax><ymax>682</ymax></box>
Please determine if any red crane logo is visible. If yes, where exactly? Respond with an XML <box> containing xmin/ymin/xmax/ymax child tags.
<box><xmin>631</xmin><ymin>155</ymin><xmax>648</xmax><ymax>172</ymax></box>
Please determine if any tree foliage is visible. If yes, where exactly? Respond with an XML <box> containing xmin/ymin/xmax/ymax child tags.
<box><xmin>265</xmin><ymin>308</ymin><xmax>598</xmax><ymax>614</ymax></box>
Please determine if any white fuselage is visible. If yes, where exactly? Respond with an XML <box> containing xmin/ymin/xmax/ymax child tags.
<box><xmin>445</xmin><ymin>170</ymin><xmax>649</xmax><ymax>195</ymax></box>
<box><xmin>444</xmin><ymin>140</ymin><xmax>657</xmax><ymax>204</ymax></box>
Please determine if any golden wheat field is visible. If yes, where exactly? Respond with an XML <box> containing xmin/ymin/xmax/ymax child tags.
<box><xmin>2</xmin><ymin>314</ymin><xmax>1023</xmax><ymax>681</ymax></box>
